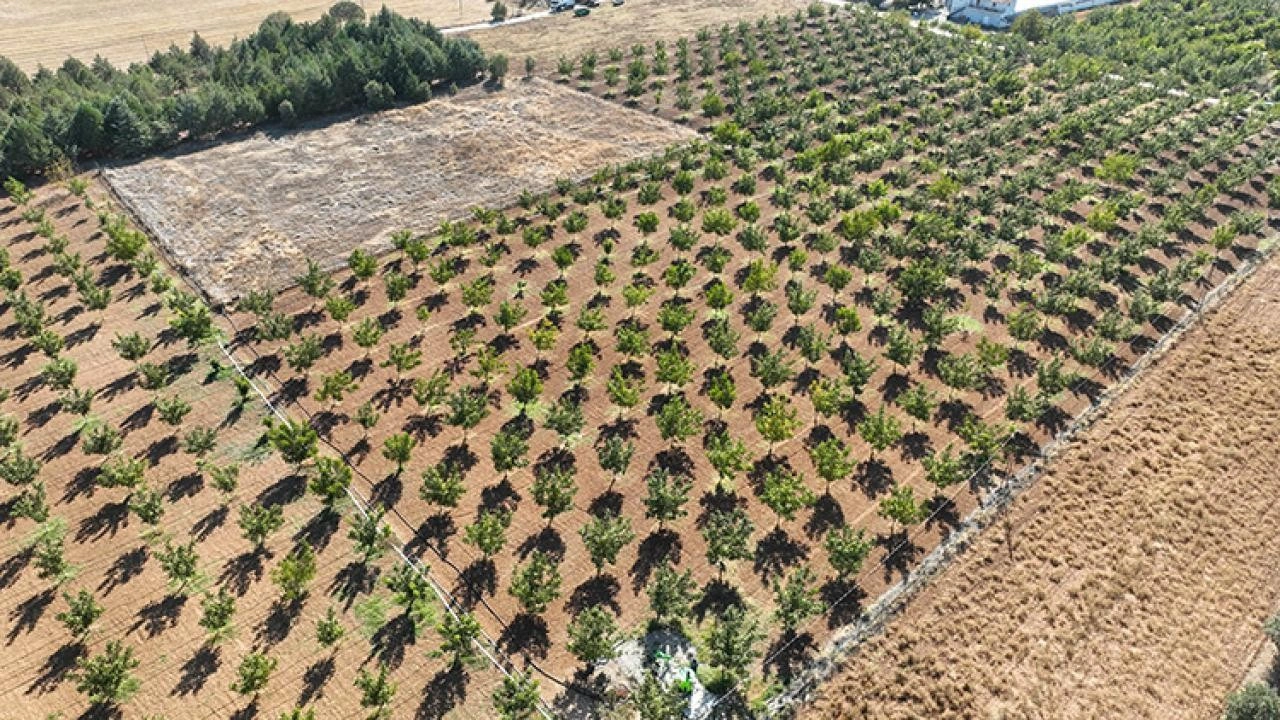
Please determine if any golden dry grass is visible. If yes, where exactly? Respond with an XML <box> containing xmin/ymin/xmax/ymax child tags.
<box><xmin>103</xmin><ymin>78</ymin><xmax>695</xmax><ymax>305</ymax></box>
<box><xmin>804</xmin><ymin>253</ymin><xmax>1280</xmax><ymax>720</ymax></box>
<box><xmin>469</xmin><ymin>0</ymin><xmax>814</xmax><ymax>64</ymax></box>
<box><xmin>0</xmin><ymin>0</ymin><xmax>500</xmax><ymax>72</ymax></box>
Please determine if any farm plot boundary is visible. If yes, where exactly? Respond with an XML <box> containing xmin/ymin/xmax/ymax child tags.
<box><xmin>104</xmin><ymin>78</ymin><xmax>695</xmax><ymax>305</ymax></box>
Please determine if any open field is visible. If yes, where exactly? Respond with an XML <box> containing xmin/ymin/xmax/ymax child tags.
<box><xmin>105</xmin><ymin>79</ymin><xmax>695</xmax><ymax>306</ymax></box>
<box><xmin>0</xmin><ymin>188</ymin><xmax>510</xmax><ymax>719</ymax></box>
<box><xmin>0</xmin><ymin>0</ymin><xmax>500</xmax><ymax>72</ymax></box>
<box><xmin>468</xmin><ymin>0</ymin><xmax>812</xmax><ymax>65</ymax></box>
<box><xmin>804</xmin><ymin>249</ymin><xmax>1280</xmax><ymax>720</ymax></box>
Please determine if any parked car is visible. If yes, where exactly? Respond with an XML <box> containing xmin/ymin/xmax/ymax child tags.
<box><xmin>574</xmin><ymin>6</ymin><xmax>590</xmax><ymax>16</ymax></box>
<box><xmin>612</xmin><ymin>0</ymin><xmax>624</xmax><ymax>6</ymax></box>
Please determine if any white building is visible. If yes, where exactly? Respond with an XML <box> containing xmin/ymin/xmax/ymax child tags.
<box><xmin>946</xmin><ymin>0</ymin><xmax>1122</xmax><ymax>29</ymax></box>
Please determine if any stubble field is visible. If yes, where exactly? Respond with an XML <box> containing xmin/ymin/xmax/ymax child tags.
<box><xmin>104</xmin><ymin>79</ymin><xmax>695</xmax><ymax>306</ymax></box>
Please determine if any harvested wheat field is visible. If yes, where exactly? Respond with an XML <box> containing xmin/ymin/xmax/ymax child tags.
<box><xmin>0</xmin><ymin>0</ymin><xmax>503</xmax><ymax>72</ymax></box>
<box><xmin>803</xmin><ymin>252</ymin><xmax>1280</xmax><ymax>719</ymax></box>
<box><xmin>104</xmin><ymin>78</ymin><xmax>695</xmax><ymax>305</ymax></box>
<box><xmin>471</xmin><ymin>0</ymin><xmax>812</xmax><ymax>64</ymax></box>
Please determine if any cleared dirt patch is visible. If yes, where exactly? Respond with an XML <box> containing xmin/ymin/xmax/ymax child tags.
<box><xmin>803</xmin><ymin>252</ymin><xmax>1280</xmax><ymax>720</ymax></box>
<box><xmin>104</xmin><ymin>79</ymin><xmax>694</xmax><ymax>305</ymax></box>
<box><xmin>0</xmin><ymin>0</ymin><xmax>504</xmax><ymax>72</ymax></box>
<box><xmin>471</xmin><ymin>0</ymin><xmax>812</xmax><ymax>64</ymax></box>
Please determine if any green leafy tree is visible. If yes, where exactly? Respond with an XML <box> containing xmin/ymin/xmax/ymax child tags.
<box><xmin>232</xmin><ymin>652</ymin><xmax>277</xmax><ymax>696</ymax></box>
<box><xmin>492</xmin><ymin>672</ymin><xmax>541</xmax><ymax>720</ymax></box>
<box><xmin>647</xmin><ymin>561</ymin><xmax>699</xmax><ymax>628</ymax></box>
<box><xmin>755</xmin><ymin>395</ymin><xmax>800</xmax><ymax>448</ymax></box>
<box><xmin>354</xmin><ymin>663</ymin><xmax>397</xmax><ymax>719</ymax></box>
<box><xmin>760</xmin><ymin>466</ymin><xmax>815</xmax><ymax>523</ymax></box>
<box><xmin>858</xmin><ymin>406</ymin><xmax>903</xmax><ymax>458</ymax></box>
<box><xmin>531</xmin><ymin>463</ymin><xmax>577</xmax><ymax>521</ymax></box>
<box><xmin>702</xmin><ymin>507</ymin><xmax>753</xmax><ymax>571</ymax></box>
<box><xmin>567</xmin><ymin>606</ymin><xmax>619</xmax><ymax>665</ymax></box>
<box><xmin>465</xmin><ymin>509</ymin><xmax>512</xmax><ymax>558</ymax></box>
<box><xmin>1224</xmin><ymin>684</ymin><xmax>1280</xmax><ymax>720</ymax></box>
<box><xmin>74</xmin><ymin>640</ymin><xmax>140</xmax><ymax>707</ymax></box>
<box><xmin>239</xmin><ymin>503</ymin><xmax>284</xmax><ymax>551</ymax></box>
<box><xmin>825</xmin><ymin>527</ymin><xmax>874</xmax><ymax>578</ymax></box>
<box><xmin>655</xmin><ymin>394</ymin><xmax>703</xmax><ymax>444</ymax></box>
<box><xmin>643</xmin><ymin>468</ymin><xmax>692</xmax><ymax>528</ymax></box>
<box><xmin>157</xmin><ymin>539</ymin><xmax>203</xmax><ymax>595</ymax></box>
<box><xmin>271</xmin><ymin>542</ymin><xmax>317</xmax><ymax>602</ymax></box>
<box><xmin>200</xmin><ymin>587</ymin><xmax>237</xmax><ymax>644</ymax></box>
<box><xmin>509</xmin><ymin>550</ymin><xmax>562</xmax><ymax>614</ymax></box>
<box><xmin>348</xmin><ymin>505</ymin><xmax>394</xmax><ymax>562</ymax></box>
<box><xmin>579</xmin><ymin>513</ymin><xmax>635</xmax><ymax>574</ymax></box>
<box><xmin>773</xmin><ymin>567</ymin><xmax>823</xmax><ymax>631</ymax></box>
<box><xmin>705</xmin><ymin>605</ymin><xmax>763</xmax><ymax>684</ymax></box>
<box><xmin>56</xmin><ymin>589</ymin><xmax>104</xmax><ymax>640</ymax></box>
<box><xmin>381</xmin><ymin>432</ymin><xmax>415</xmax><ymax>474</ymax></box>
<box><xmin>420</xmin><ymin>459</ymin><xmax>466</xmax><ymax>508</ymax></box>
<box><xmin>266</xmin><ymin>418</ymin><xmax>318</xmax><ymax>467</ymax></box>
<box><xmin>309</xmin><ymin>456</ymin><xmax>352</xmax><ymax>506</ymax></box>
<box><xmin>878</xmin><ymin>484</ymin><xmax>926</xmax><ymax>534</ymax></box>
<box><xmin>316</xmin><ymin>606</ymin><xmax>346</xmax><ymax>648</ymax></box>
<box><xmin>809</xmin><ymin>437</ymin><xmax>855</xmax><ymax>489</ymax></box>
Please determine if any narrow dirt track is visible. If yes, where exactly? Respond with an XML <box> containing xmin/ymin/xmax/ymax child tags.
<box><xmin>807</xmin><ymin>254</ymin><xmax>1280</xmax><ymax>720</ymax></box>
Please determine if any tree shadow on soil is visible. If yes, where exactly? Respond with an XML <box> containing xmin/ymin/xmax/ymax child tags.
<box><xmin>693</xmin><ymin>579</ymin><xmax>743</xmax><ymax>622</ymax></box>
<box><xmin>220</xmin><ymin>551</ymin><xmax>266</xmax><ymax>596</ymax></box>
<box><xmin>630</xmin><ymin>529</ymin><xmax>681</xmax><ymax>592</ymax></box>
<box><xmin>131</xmin><ymin>594</ymin><xmax>187</xmax><ymax>638</ymax></box>
<box><xmin>75</xmin><ymin>501</ymin><xmax>129</xmax><ymax>542</ymax></box>
<box><xmin>257</xmin><ymin>599</ymin><xmax>303</xmax><ymax>647</ymax></box>
<box><xmin>764</xmin><ymin>630</ymin><xmax>815</xmax><ymax>683</ymax></box>
<box><xmin>299</xmin><ymin>656</ymin><xmax>335</xmax><ymax>707</ymax></box>
<box><xmin>417</xmin><ymin>664</ymin><xmax>468</xmax><ymax>720</ymax></box>
<box><xmin>500</xmin><ymin>613</ymin><xmax>550</xmax><ymax>659</ymax></box>
<box><xmin>568</xmin><ymin>574</ymin><xmax>621</xmax><ymax>615</ymax></box>
<box><xmin>29</xmin><ymin>642</ymin><xmax>85</xmax><ymax>695</ymax></box>
<box><xmin>456</xmin><ymin>558</ymin><xmax>497</xmax><ymax>608</ymax></box>
<box><xmin>516</xmin><ymin>526</ymin><xmax>565</xmax><ymax>562</ymax></box>
<box><xmin>98</xmin><ymin>546</ymin><xmax>147</xmax><ymax>596</ymax></box>
<box><xmin>406</xmin><ymin>512</ymin><xmax>456</xmax><ymax>559</ymax></box>
<box><xmin>192</xmin><ymin>505</ymin><xmax>229</xmax><ymax>541</ymax></box>
<box><xmin>880</xmin><ymin>531</ymin><xmax>923</xmax><ymax>584</ymax></box>
<box><xmin>173</xmin><ymin>645</ymin><xmax>219</xmax><ymax>696</ymax></box>
<box><xmin>753</xmin><ymin>527</ymin><xmax>809</xmax><ymax>581</ymax></box>
<box><xmin>369</xmin><ymin>613</ymin><xmax>415</xmax><ymax>670</ymax></box>
<box><xmin>803</xmin><ymin>492</ymin><xmax>845</xmax><ymax>539</ymax></box>
<box><xmin>7</xmin><ymin>588</ymin><xmax>54</xmax><ymax>644</ymax></box>
<box><xmin>330</xmin><ymin>561</ymin><xmax>380</xmax><ymax>608</ymax></box>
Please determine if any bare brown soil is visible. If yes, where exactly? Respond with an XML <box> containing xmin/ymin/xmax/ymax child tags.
<box><xmin>805</xmin><ymin>253</ymin><xmax>1280</xmax><ymax>720</ymax></box>
<box><xmin>0</xmin><ymin>187</ymin><xmax>504</xmax><ymax>719</ymax></box>
<box><xmin>471</xmin><ymin>0</ymin><xmax>812</xmax><ymax>64</ymax></box>
<box><xmin>104</xmin><ymin>79</ymin><xmax>695</xmax><ymax>306</ymax></box>
<box><xmin>0</xmin><ymin>0</ymin><xmax>503</xmax><ymax>72</ymax></box>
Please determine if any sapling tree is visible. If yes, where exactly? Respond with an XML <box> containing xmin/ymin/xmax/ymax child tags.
<box><xmin>704</xmin><ymin>605</ymin><xmax>764</xmax><ymax>684</ymax></box>
<box><xmin>702</xmin><ymin>506</ymin><xmax>753</xmax><ymax>571</ymax></box>
<box><xmin>435</xmin><ymin>612</ymin><xmax>484</xmax><ymax>668</ymax></box>
<box><xmin>531</xmin><ymin>463</ymin><xmax>577</xmax><ymax>522</ymax></box>
<box><xmin>809</xmin><ymin>437</ymin><xmax>855</xmax><ymax>489</ymax></box>
<box><xmin>420</xmin><ymin>459</ymin><xmax>466</xmax><ymax>508</ymax></box>
<box><xmin>348</xmin><ymin>505</ymin><xmax>394</xmax><ymax>563</ymax></box>
<box><xmin>271</xmin><ymin>542</ymin><xmax>317</xmax><ymax>602</ymax></box>
<box><xmin>755</xmin><ymin>394</ymin><xmax>800</xmax><ymax>449</ymax></box>
<box><xmin>316</xmin><ymin>606</ymin><xmax>346</xmax><ymax>648</ymax></box>
<box><xmin>465</xmin><ymin>509</ymin><xmax>512</xmax><ymax>558</ymax></box>
<box><xmin>381</xmin><ymin>432</ymin><xmax>415</xmax><ymax>475</ymax></box>
<box><xmin>74</xmin><ymin>640</ymin><xmax>140</xmax><ymax>707</ymax></box>
<box><xmin>567</xmin><ymin>606</ymin><xmax>620</xmax><ymax>665</ymax></box>
<box><xmin>643</xmin><ymin>468</ymin><xmax>692</xmax><ymax>528</ymax></box>
<box><xmin>200</xmin><ymin>587</ymin><xmax>237</xmax><ymax>644</ymax></box>
<box><xmin>492</xmin><ymin>672</ymin><xmax>541</xmax><ymax>720</ymax></box>
<box><xmin>647</xmin><ymin>561</ymin><xmax>699</xmax><ymax>629</ymax></box>
<box><xmin>508</xmin><ymin>550</ymin><xmax>562</xmax><ymax>614</ymax></box>
<box><xmin>239</xmin><ymin>503</ymin><xmax>284</xmax><ymax>551</ymax></box>
<box><xmin>825</xmin><ymin>526</ymin><xmax>874</xmax><ymax>578</ymax></box>
<box><xmin>878</xmin><ymin>484</ymin><xmax>927</xmax><ymax>535</ymax></box>
<box><xmin>56</xmin><ymin>588</ymin><xmax>104</xmax><ymax>640</ymax></box>
<box><xmin>232</xmin><ymin>652</ymin><xmax>277</xmax><ymax>696</ymax></box>
<box><xmin>309</xmin><ymin>456</ymin><xmax>352</xmax><ymax>506</ymax></box>
<box><xmin>773</xmin><ymin>566</ymin><xmax>823</xmax><ymax>632</ymax></box>
<box><xmin>354</xmin><ymin>663</ymin><xmax>397</xmax><ymax>719</ymax></box>
<box><xmin>579</xmin><ymin>513</ymin><xmax>635</xmax><ymax>574</ymax></box>
<box><xmin>157</xmin><ymin>539</ymin><xmax>203</xmax><ymax>595</ymax></box>
<box><xmin>858</xmin><ymin>406</ymin><xmax>903</xmax><ymax>459</ymax></box>
<box><xmin>596</xmin><ymin>434</ymin><xmax>634</xmax><ymax>484</ymax></box>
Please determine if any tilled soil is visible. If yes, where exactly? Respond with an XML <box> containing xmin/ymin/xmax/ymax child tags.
<box><xmin>804</xmin><ymin>252</ymin><xmax>1280</xmax><ymax>720</ymax></box>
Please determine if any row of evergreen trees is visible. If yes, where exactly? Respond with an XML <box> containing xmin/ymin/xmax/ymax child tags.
<box><xmin>0</xmin><ymin>3</ymin><xmax>490</xmax><ymax>178</ymax></box>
